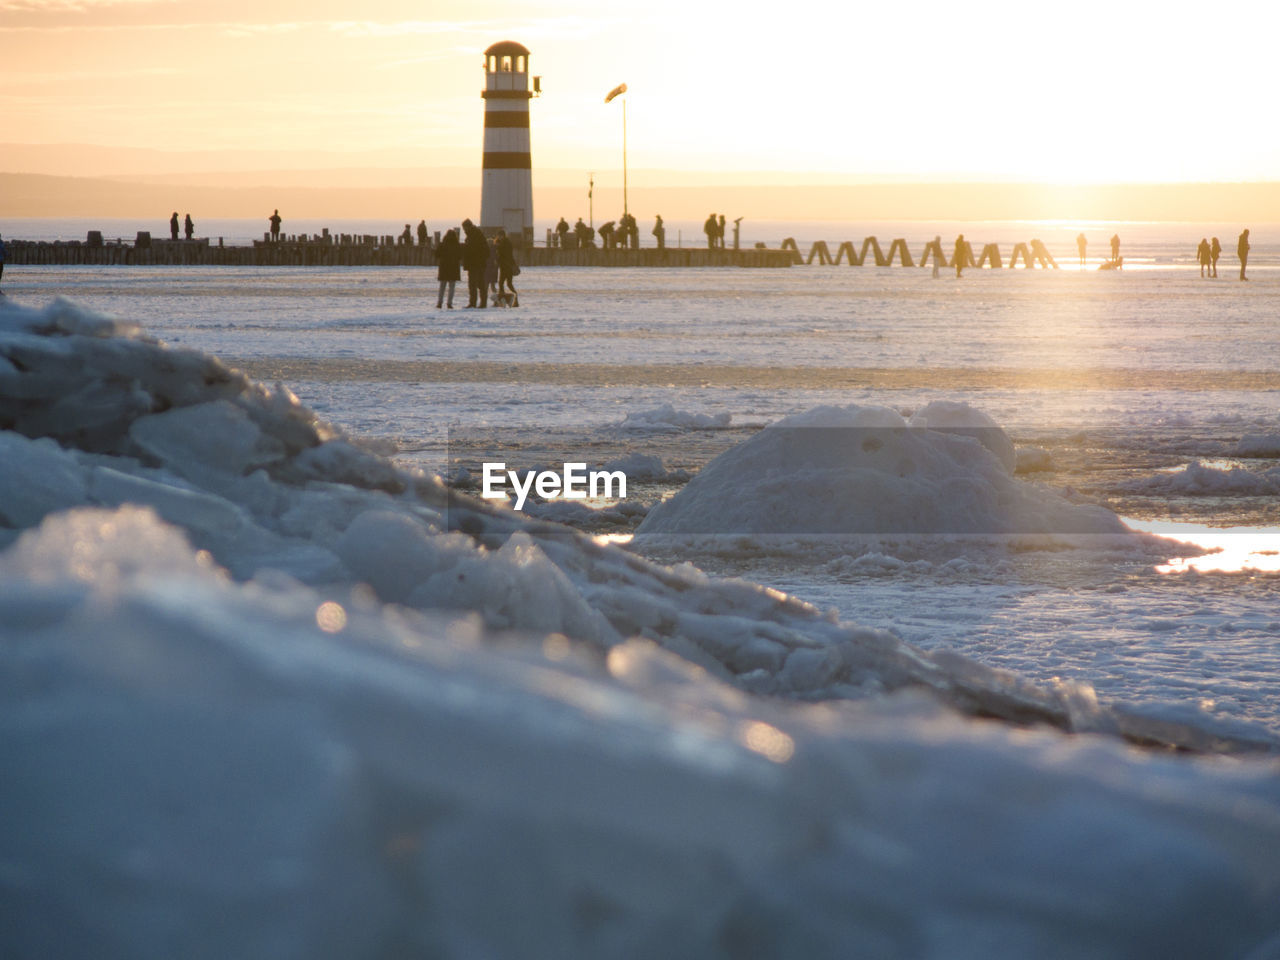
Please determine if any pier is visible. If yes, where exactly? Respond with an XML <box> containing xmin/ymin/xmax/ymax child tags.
<box><xmin>7</xmin><ymin>232</ymin><xmax>1071</xmax><ymax>270</ymax></box>
<box><xmin>6</xmin><ymin>234</ymin><xmax>794</xmax><ymax>268</ymax></box>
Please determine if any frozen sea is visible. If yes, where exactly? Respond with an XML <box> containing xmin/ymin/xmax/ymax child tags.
<box><xmin>7</xmin><ymin>234</ymin><xmax>1280</xmax><ymax>733</ymax></box>
<box><xmin>4</xmin><ymin>225</ymin><xmax>1280</xmax><ymax>957</ymax></box>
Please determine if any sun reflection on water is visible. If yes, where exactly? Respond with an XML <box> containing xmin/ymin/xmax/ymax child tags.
<box><xmin>1127</xmin><ymin>518</ymin><xmax>1280</xmax><ymax>574</ymax></box>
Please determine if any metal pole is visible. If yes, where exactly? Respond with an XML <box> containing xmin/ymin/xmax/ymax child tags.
<box><xmin>622</xmin><ymin>98</ymin><xmax>628</xmax><ymax>217</ymax></box>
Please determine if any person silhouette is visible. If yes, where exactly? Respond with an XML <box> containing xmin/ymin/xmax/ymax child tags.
<box><xmin>269</xmin><ymin>209</ymin><xmax>282</xmax><ymax>242</ymax></box>
<box><xmin>1238</xmin><ymin>228</ymin><xmax>1250</xmax><ymax>280</ymax></box>
<box><xmin>169</xmin><ymin>212</ymin><xmax>179</xmax><ymax>241</ymax></box>
<box><xmin>953</xmin><ymin>234</ymin><xmax>967</xmax><ymax>277</ymax></box>
<box><xmin>184</xmin><ymin>214</ymin><xmax>194</xmax><ymax>241</ymax></box>
<box><xmin>1076</xmin><ymin>232</ymin><xmax>1087</xmax><ymax>267</ymax></box>
<box><xmin>435</xmin><ymin>227</ymin><xmax>461</xmax><ymax>308</ymax></box>
<box><xmin>717</xmin><ymin>214</ymin><xmax>726</xmax><ymax>250</ymax></box>
<box><xmin>1197</xmin><ymin>238</ymin><xmax>1211</xmax><ymax>278</ymax></box>
<box><xmin>931</xmin><ymin>235</ymin><xmax>942</xmax><ymax>278</ymax></box>
<box><xmin>704</xmin><ymin>213</ymin><xmax>717</xmax><ymax>251</ymax></box>
<box><xmin>652</xmin><ymin>215</ymin><xmax>665</xmax><ymax>250</ymax></box>
<box><xmin>1109</xmin><ymin>233</ymin><xmax>1120</xmax><ymax>265</ymax></box>
<box><xmin>496</xmin><ymin>228</ymin><xmax>518</xmax><ymax>305</ymax></box>
<box><xmin>1210</xmin><ymin>237</ymin><xmax>1221</xmax><ymax>278</ymax></box>
<box><xmin>417</xmin><ymin>219</ymin><xmax>428</xmax><ymax>247</ymax></box>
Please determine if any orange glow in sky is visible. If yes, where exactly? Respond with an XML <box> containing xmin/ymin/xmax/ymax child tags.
<box><xmin>2</xmin><ymin>0</ymin><xmax>1278</xmax><ymax>183</ymax></box>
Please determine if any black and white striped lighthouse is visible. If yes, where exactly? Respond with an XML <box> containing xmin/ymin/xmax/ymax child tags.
<box><xmin>480</xmin><ymin>41</ymin><xmax>538</xmax><ymax>247</ymax></box>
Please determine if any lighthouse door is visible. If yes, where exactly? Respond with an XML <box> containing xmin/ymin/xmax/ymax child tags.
<box><xmin>502</xmin><ymin>208</ymin><xmax>525</xmax><ymax>239</ymax></box>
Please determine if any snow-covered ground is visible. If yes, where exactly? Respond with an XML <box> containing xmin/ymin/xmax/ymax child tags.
<box><xmin>4</xmin><ymin>250</ymin><xmax>1280</xmax><ymax>956</ymax></box>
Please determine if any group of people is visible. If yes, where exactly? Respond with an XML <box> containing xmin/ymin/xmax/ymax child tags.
<box><xmin>433</xmin><ymin>219</ymin><xmax>518</xmax><ymax>309</ymax></box>
<box><xmin>552</xmin><ymin>214</ymin><xmax>668</xmax><ymax>250</ymax></box>
<box><xmin>399</xmin><ymin>220</ymin><xmax>432</xmax><ymax>248</ymax></box>
<box><xmin>1073</xmin><ymin>232</ymin><xmax>1125</xmax><ymax>269</ymax></box>
<box><xmin>703</xmin><ymin>213</ymin><xmax>729</xmax><ymax>250</ymax></box>
<box><xmin>1197</xmin><ymin>230</ymin><xmax>1251</xmax><ymax>279</ymax></box>
<box><xmin>597</xmin><ymin>213</ymin><xmax>640</xmax><ymax>250</ymax></box>
<box><xmin>168</xmin><ymin>212</ymin><xmax>195</xmax><ymax>241</ymax></box>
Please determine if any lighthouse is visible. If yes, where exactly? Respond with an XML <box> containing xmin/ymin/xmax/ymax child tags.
<box><xmin>480</xmin><ymin>41</ymin><xmax>537</xmax><ymax>247</ymax></box>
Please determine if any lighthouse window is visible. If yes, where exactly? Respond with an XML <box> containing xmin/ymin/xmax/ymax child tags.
<box><xmin>516</xmin><ymin>56</ymin><xmax>526</xmax><ymax>73</ymax></box>
<box><xmin>501</xmin><ymin>55</ymin><xmax>512</xmax><ymax>72</ymax></box>
<box><xmin>487</xmin><ymin>55</ymin><xmax>496</xmax><ymax>72</ymax></box>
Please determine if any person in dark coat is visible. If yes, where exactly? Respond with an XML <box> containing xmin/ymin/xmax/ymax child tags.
<box><xmin>183</xmin><ymin>214</ymin><xmax>194</xmax><ymax>240</ymax></box>
<box><xmin>1238</xmin><ymin>228</ymin><xmax>1250</xmax><ymax>281</ymax></box>
<box><xmin>496</xmin><ymin>228</ymin><xmax>518</xmax><ymax>305</ymax></box>
<box><xmin>461</xmin><ymin>219</ymin><xmax>489</xmax><ymax>307</ymax></box>
<box><xmin>269</xmin><ymin>209</ymin><xmax>282</xmax><ymax>241</ymax></box>
<box><xmin>1210</xmin><ymin>237</ymin><xmax>1221</xmax><ymax>278</ymax></box>
<box><xmin>485</xmin><ymin>238</ymin><xmax>500</xmax><ymax>298</ymax></box>
<box><xmin>435</xmin><ymin>228</ymin><xmax>462</xmax><ymax>308</ymax></box>
<box><xmin>169</xmin><ymin>212</ymin><xmax>179</xmax><ymax>241</ymax></box>
<box><xmin>417</xmin><ymin>219</ymin><xmax>428</xmax><ymax>247</ymax></box>
<box><xmin>1197</xmin><ymin>238</ymin><xmax>1212</xmax><ymax>278</ymax></box>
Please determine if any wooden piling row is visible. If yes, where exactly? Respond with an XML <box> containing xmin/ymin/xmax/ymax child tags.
<box><xmin>7</xmin><ymin>237</ymin><xmax>794</xmax><ymax>269</ymax></box>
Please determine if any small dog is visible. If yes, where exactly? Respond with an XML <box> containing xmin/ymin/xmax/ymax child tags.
<box><xmin>491</xmin><ymin>290</ymin><xmax>519</xmax><ymax>307</ymax></box>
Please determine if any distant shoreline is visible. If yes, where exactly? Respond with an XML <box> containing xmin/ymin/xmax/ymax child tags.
<box><xmin>5</xmin><ymin>172</ymin><xmax>1280</xmax><ymax>224</ymax></box>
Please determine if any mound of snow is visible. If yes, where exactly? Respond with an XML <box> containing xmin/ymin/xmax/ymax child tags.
<box><xmin>637</xmin><ymin>404</ymin><xmax>1127</xmax><ymax>536</ymax></box>
<box><xmin>619</xmin><ymin>404</ymin><xmax>731</xmax><ymax>431</ymax></box>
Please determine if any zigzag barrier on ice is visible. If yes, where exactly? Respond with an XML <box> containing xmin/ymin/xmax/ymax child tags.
<box><xmin>780</xmin><ymin>237</ymin><xmax>1063</xmax><ymax>269</ymax></box>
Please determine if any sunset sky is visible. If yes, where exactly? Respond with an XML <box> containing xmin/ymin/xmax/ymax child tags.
<box><xmin>2</xmin><ymin>0</ymin><xmax>1277</xmax><ymax>184</ymax></box>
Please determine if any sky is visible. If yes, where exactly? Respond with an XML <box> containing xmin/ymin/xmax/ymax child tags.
<box><xmin>1</xmin><ymin>0</ymin><xmax>1278</xmax><ymax>185</ymax></box>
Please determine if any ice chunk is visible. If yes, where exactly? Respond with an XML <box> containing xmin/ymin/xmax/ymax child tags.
<box><xmin>90</xmin><ymin>465</ymin><xmax>252</xmax><ymax>537</ymax></box>
<box><xmin>408</xmin><ymin>531</ymin><xmax>622</xmax><ymax>646</ymax></box>
<box><xmin>333</xmin><ymin>509</ymin><xmax>466</xmax><ymax>604</ymax></box>
<box><xmin>0</xmin><ymin>505</ymin><xmax>216</xmax><ymax>584</ymax></box>
<box><xmin>0</xmin><ymin>432</ymin><xmax>89</xmax><ymax>528</ymax></box>
<box><xmin>128</xmin><ymin>400</ymin><xmax>287</xmax><ymax>479</ymax></box>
